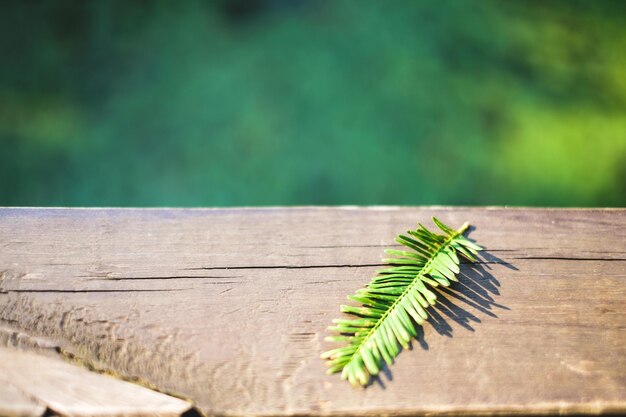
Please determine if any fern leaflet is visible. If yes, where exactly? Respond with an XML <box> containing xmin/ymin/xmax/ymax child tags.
<box><xmin>321</xmin><ymin>217</ymin><xmax>482</xmax><ymax>386</ymax></box>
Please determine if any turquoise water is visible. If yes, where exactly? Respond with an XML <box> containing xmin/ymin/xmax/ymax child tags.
<box><xmin>1</xmin><ymin>1</ymin><xmax>625</xmax><ymax>206</ymax></box>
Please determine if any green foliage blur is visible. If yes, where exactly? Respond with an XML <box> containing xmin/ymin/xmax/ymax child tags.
<box><xmin>1</xmin><ymin>0</ymin><xmax>625</xmax><ymax>207</ymax></box>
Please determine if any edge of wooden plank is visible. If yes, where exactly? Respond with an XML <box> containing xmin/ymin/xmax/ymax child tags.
<box><xmin>0</xmin><ymin>347</ymin><xmax>195</xmax><ymax>417</ymax></box>
<box><xmin>0</xmin><ymin>380</ymin><xmax>46</xmax><ymax>417</ymax></box>
<box><xmin>0</xmin><ymin>206</ymin><xmax>625</xmax><ymax>211</ymax></box>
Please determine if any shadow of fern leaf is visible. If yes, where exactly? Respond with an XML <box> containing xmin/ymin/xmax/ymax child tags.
<box><xmin>420</xmin><ymin>249</ymin><xmax>512</xmax><ymax>341</ymax></box>
<box><xmin>322</xmin><ymin>221</ymin><xmax>514</xmax><ymax>388</ymax></box>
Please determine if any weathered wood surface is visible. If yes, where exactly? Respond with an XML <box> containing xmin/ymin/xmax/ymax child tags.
<box><xmin>0</xmin><ymin>347</ymin><xmax>192</xmax><ymax>417</ymax></box>
<box><xmin>0</xmin><ymin>207</ymin><xmax>625</xmax><ymax>416</ymax></box>
<box><xmin>0</xmin><ymin>376</ymin><xmax>45</xmax><ymax>417</ymax></box>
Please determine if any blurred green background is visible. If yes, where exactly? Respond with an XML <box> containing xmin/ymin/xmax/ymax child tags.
<box><xmin>1</xmin><ymin>0</ymin><xmax>625</xmax><ymax>207</ymax></box>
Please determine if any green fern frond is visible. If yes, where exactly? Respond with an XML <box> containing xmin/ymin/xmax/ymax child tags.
<box><xmin>321</xmin><ymin>217</ymin><xmax>482</xmax><ymax>387</ymax></box>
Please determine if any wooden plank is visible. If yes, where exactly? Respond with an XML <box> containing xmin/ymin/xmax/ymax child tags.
<box><xmin>0</xmin><ymin>207</ymin><xmax>625</xmax><ymax>416</ymax></box>
<box><xmin>0</xmin><ymin>378</ymin><xmax>45</xmax><ymax>417</ymax></box>
<box><xmin>0</xmin><ymin>347</ymin><xmax>192</xmax><ymax>417</ymax></box>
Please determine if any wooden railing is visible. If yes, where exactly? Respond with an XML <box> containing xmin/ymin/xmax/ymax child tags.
<box><xmin>1</xmin><ymin>207</ymin><xmax>624</xmax><ymax>416</ymax></box>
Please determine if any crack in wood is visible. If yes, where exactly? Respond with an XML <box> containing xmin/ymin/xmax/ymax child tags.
<box><xmin>183</xmin><ymin>263</ymin><xmax>386</xmax><ymax>271</ymax></box>
<box><xmin>6</xmin><ymin>289</ymin><xmax>189</xmax><ymax>294</ymax></box>
<box><xmin>184</xmin><ymin>261</ymin><xmax>508</xmax><ymax>271</ymax></box>
<box><xmin>91</xmin><ymin>276</ymin><xmax>242</xmax><ymax>281</ymax></box>
<box><xmin>299</xmin><ymin>244</ymin><xmax>400</xmax><ymax>249</ymax></box>
<box><xmin>513</xmin><ymin>256</ymin><xmax>626</xmax><ymax>262</ymax></box>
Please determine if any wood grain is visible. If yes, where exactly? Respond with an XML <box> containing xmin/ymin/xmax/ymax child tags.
<box><xmin>0</xmin><ymin>376</ymin><xmax>45</xmax><ymax>417</ymax></box>
<box><xmin>0</xmin><ymin>207</ymin><xmax>625</xmax><ymax>416</ymax></box>
<box><xmin>0</xmin><ymin>347</ymin><xmax>192</xmax><ymax>417</ymax></box>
